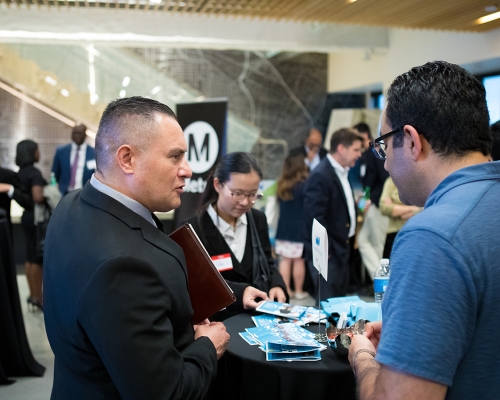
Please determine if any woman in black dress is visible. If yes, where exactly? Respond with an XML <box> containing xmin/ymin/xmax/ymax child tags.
<box><xmin>16</xmin><ymin>140</ymin><xmax>47</xmax><ymax>311</ymax></box>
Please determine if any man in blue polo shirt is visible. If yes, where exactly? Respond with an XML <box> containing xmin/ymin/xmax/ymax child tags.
<box><xmin>349</xmin><ymin>60</ymin><xmax>500</xmax><ymax>399</ymax></box>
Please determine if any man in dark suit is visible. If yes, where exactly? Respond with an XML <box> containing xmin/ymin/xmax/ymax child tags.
<box><xmin>289</xmin><ymin>127</ymin><xmax>327</xmax><ymax>171</ymax></box>
<box><xmin>51</xmin><ymin>123</ymin><xmax>96</xmax><ymax>196</ymax></box>
<box><xmin>43</xmin><ymin>97</ymin><xmax>229</xmax><ymax>399</ymax></box>
<box><xmin>303</xmin><ymin>128</ymin><xmax>363</xmax><ymax>300</ymax></box>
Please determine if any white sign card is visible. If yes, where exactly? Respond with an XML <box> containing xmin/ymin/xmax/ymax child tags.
<box><xmin>312</xmin><ymin>218</ymin><xmax>328</xmax><ymax>281</ymax></box>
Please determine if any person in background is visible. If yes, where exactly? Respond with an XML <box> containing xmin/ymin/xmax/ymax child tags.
<box><xmin>0</xmin><ymin>166</ymin><xmax>32</xmax><ymax>234</ymax></box>
<box><xmin>51</xmin><ymin>123</ymin><xmax>95</xmax><ymax>196</ymax></box>
<box><xmin>16</xmin><ymin>140</ymin><xmax>47</xmax><ymax>311</ymax></box>
<box><xmin>348</xmin><ymin>122</ymin><xmax>372</xmax><ymax>194</ymax></box>
<box><xmin>356</xmin><ymin>120</ymin><xmax>390</xmax><ymax>281</ymax></box>
<box><xmin>43</xmin><ymin>97</ymin><xmax>229</xmax><ymax>399</ymax></box>
<box><xmin>187</xmin><ymin>152</ymin><xmax>288</xmax><ymax>321</ymax></box>
<box><xmin>378</xmin><ymin>177</ymin><xmax>421</xmax><ymax>258</ymax></box>
<box><xmin>289</xmin><ymin>127</ymin><xmax>327</xmax><ymax>171</ymax></box>
<box><xmin>303</xmin><ymin>128</ymin><xmax>364</xmax><ymax>300</ymax></box>
<box><xmin>349</xmin><ymin>61</ymin><xmax>499</xmax><ymax>399</ymax></box>
<box><xmin>275</xmin><ymin>153</ymin><xmax>310</xmax><ymax>300</ymax></box>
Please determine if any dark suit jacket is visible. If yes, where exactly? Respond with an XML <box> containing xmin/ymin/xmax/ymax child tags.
<box><xmin>43</xmin><ymin>183</ymin><xmax>217</xmax><ymax>400</ymax></box>
<box><xmin>51</xmin><ymin>143</ymin><xmax>95</xmax><ymax>195</ymax></box>
<box><xmin>186</xmin><ymin>208</ymin><xmax>287</xmax><ymax>319</ymax></box>
<box><xmin>303</xmin><ymin>157</ymin><xmax>353</xmax><ymax>298</ymax></box>
<box><xmin>361</xmin><ymin>149</ymin><xmax>389</xmax><ymax>207</ymax></box>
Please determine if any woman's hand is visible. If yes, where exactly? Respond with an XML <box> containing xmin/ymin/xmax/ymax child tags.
<box><xmin>242</xmin><ymin>286</ymin><xmax>269</xmax><ymax>310</ymax></box>
<box><xmin>268</xmin><ymin>286</ymin><xmax>287</xmax><ymax>303</ymax></box>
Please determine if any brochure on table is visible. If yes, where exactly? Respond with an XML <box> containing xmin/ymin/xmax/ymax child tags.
<box><xmin>255</xmin><ymin>301</ymin><xmax>308</xmax><ymax>319</ymax></box>
<box><xmin>312</xmin><ymin>219</ymin><xmax>328</xmax><ymax>280</ymax></box>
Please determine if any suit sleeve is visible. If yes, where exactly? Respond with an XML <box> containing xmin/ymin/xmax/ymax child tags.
<box><xmin>303</xmin><ymin>168</ymin><xmax>331</xmax><ymax>261</ymax></box>
<box><xmin>78</xmin><ymin>256</ymin><xmax>217</xmax><ymax>400</ymax></box>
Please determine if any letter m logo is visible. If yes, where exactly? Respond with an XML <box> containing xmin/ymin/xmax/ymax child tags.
<box><xmin>188</xmin><ymin>133</ymin><xmax>210</xmax><ymax>162</ymax></box>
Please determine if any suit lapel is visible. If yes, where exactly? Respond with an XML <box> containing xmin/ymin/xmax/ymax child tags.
<box><xmin>326</xmin><ymin>161</ymin><xmax>349</xmax><ymax>210</ymax></box>
<box><xmin>80</xmin><ymin>183</ymin><xmax>187</xmax><ymax>272</ymax></box>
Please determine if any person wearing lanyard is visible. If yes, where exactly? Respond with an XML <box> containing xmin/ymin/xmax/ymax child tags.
<box><xmin>187</xmin><ymin>152</ymin><xmax>288</xmax><ymax>321</ymax></box>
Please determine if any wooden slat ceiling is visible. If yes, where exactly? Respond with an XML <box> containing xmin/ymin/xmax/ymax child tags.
<box><xmin>2</xmin><ymin>0</ymin><xmax>500</xmax><ymax>32</ymax></box>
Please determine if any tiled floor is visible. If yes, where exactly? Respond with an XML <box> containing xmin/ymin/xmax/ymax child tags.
<box><xmin>0</xmin><ymin>276</ymin><xmax>54</xmax><ymax>400</ymax></box>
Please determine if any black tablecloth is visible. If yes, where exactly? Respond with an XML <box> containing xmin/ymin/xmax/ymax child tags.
<box><xmin>213</xmin><ymin>312</ymin><xmax>356</xmax><ymax>400</ymax></box>
<box><xmin>0</xmin><ymin>216</ymin><xmax>45</xmax><ymax>384</ymax></box>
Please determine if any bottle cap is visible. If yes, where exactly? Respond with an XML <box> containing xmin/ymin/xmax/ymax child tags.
<box><xmin>380</xmin><ymin>258</ymin><xmax>389</xmax><ymax>265</ymax></box>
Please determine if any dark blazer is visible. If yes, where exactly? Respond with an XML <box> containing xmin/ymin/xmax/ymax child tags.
<box><xmin>361</xmin><ymin>149</ymin><xmax>389</xmax><ymax>207</ymax></box>
<box><xmin>51</xmin><ymin>143</ymin><xmax>95</xmax><ymax>195</ymax></box>
<box><xmin>303</xmin><ymin>157</ymin><xmax>353</xmax><ymax>298</ymax></box>
<box><xmin>186</xmin><ymin>208</ymin><xmax>287</xmax><ymax>320</ymax></box>
<box><xmin>289</xmin><ymin>144</ymin><xmax>328</xmax><ymax>161</ymax></box>
<box><xmin>43</xmin><ymin>183</ymin><xmax>217</xmax><ymax>400</ymax></box>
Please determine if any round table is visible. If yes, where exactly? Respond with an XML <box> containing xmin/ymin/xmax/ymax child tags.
<box><xmin>211</xmin><ymin>312</ymin><xmax>356</xmax><ymax>400</ymax></box>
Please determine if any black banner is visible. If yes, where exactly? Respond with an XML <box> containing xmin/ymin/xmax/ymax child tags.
<box><xmin>173</xmin><ymin>99</ymin><xmax>228</xmax><ymax>228</ymax></box>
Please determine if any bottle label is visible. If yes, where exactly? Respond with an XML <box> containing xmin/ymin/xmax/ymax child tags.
<box><xmin>374</xmin><ymin>278</ymin><xmax>389</xmax><ymax>293</ymax></box>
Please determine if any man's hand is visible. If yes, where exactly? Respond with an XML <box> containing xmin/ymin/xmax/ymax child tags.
<box><xmin>242</xmin><ymin>286</ymin><xmax>269</xmax><ymax>310</ymax></box>
<box><xmin>194</xmin><ymin>321</ymin><xmax>230</xmax><ymax>360</ymax></box>
<box><xmin>349</xmin><ymin>321</ymin><xmax>382</xmax><ymax>366</ymax></box>
<box><xmin>268</xmin><ymin>286</ymin><xmax>287</xmax><ymax>303</ymax></box>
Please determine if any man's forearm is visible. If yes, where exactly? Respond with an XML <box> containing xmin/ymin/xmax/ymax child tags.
<box><xmin>353</xmin><ymin>353</ymin><xmax>381</xmax><ymax>400</ymax></box>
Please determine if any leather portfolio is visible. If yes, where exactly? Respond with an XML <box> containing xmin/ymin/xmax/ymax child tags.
<box><xmin>169</xmin><ymin>223</ymin><xmax>236</xmax><ymax>324</ymax></box>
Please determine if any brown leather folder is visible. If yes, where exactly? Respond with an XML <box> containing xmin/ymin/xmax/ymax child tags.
<box><xmin>169</xmin><ymin>223</ymin><xmax>236</xmax><ymax>324</ymax></box>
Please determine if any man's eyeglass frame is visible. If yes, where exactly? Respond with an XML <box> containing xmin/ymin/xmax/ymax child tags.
<box><xmin>369</xmin><ymin>126</ymin><xmax>404</xmax><ymax>160</ymax></box>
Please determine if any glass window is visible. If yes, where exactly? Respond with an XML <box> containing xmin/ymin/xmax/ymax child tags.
<box><xmin>483</xmin><ymin>75</ymin><xmax>500</xmax><ymax>124</ymax></box>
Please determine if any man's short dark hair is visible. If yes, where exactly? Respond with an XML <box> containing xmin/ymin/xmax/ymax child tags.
<box><xmin>95</xmin><ymin>96</ymin><xmax>177</xmax><ymax>172</ymax></box>
<box><xmin>386</xmin><ymin>61</ymin><xmax>491</xmax><ymax>157</ymax></box>
<box><xmin>330</xmin><ymin>128</ymin><xmax>363</xmax><ymax>153</ymax></box>
<box><xmin>353</xmin><ymin>122</ymin><xmax>372</xmax><ymax>139</ymax></box>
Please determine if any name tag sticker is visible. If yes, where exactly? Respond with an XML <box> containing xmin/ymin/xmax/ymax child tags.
<box><xmin>211</xmin><ymin>253</ymin><xmax>233</xmax><ymax>272</ymax></box>
<box><xmin>86</xmin><ymin>159</ymin><xmax>96</xmax><ymax>170</ymax></box>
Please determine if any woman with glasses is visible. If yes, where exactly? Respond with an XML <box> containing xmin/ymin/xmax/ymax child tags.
<box><xmin>187</xmin><ymin>152</ymin><xmax>288</xmax><ymax>321</ymax></box>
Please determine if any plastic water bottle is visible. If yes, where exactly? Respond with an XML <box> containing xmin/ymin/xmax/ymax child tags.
<box><xmin>374</xmin><ymin>258</ymin><xmax>390</xmax><ymax>303</ymax></box>
<box><xmin>50</xmin><ymin>172</ymin><xmax>57</xmax><ymax>186</ymax></box>
<box><xmin>358</xmin><ymin>186</ymin><xmax>371</xmax><ymax>213</ymax></box>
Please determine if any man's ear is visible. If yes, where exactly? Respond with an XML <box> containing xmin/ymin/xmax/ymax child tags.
<box><xmin>404</xmin><ymin>125</ymin><xmax>423</xmax><ymax>161</ymax></box>
<box><xmin>116</xmin><ymin>145</ymin><xmax>135</xmax><ymax>174</ymax></box>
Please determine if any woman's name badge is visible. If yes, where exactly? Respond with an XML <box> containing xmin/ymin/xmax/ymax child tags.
<box><xmin>211</xmin><ymin>253</ymin><xmax>233</xmax><ymax>272</ymax></box>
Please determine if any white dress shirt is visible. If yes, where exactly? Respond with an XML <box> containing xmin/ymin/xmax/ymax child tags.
<box><xmin>70</xmin><ymin>142</ymin><xmax>87</xmax><ymax>190</ymax></box>
<box><xmin>327</xmin><ymin>154</ymin><xmax>356</xmax><ymax>238</ymax></box>
<box><xmin>207</xmin><ymin>204</ymin><xmax>248</xmax><ymax>262</ymax></box>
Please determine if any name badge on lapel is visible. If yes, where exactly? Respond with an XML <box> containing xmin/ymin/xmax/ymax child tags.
<box><xmin>211</xmin><ymin>253</ymin><xmax>233</xmax><ymax>272</ymax></box>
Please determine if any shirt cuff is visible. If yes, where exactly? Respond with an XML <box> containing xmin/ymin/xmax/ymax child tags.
<box><xmin>7</xmin><ymin>185</ymin><xmax>14</xmax><ymax>198</ymax></box>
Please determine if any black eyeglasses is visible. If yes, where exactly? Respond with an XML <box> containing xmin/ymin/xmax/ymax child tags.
<box><xmin>369</xmin><ymin>126</ymin><xmax>404</xmax><ymax>160</ymax></box>
<box><xmin>223</xmin><ymin>183</ymin><xmax>263</xmax><ymax>204</ymax></box>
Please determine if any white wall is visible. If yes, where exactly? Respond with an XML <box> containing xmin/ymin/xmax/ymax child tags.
<box><xmin>328</xmin><ymin>27</ymin><xmax>500</xmax><ymax>93</ymax></box>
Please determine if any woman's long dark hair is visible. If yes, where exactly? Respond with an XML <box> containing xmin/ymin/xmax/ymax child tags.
<box><xmin>16</xmin><ymin>140</ymin><xmax>38</xmax><ymax>168</ymax></box>
<box><xmin>199</xmin><ymin>152</ymin><xmax>262</xmax><ymax>213</ymax></box>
